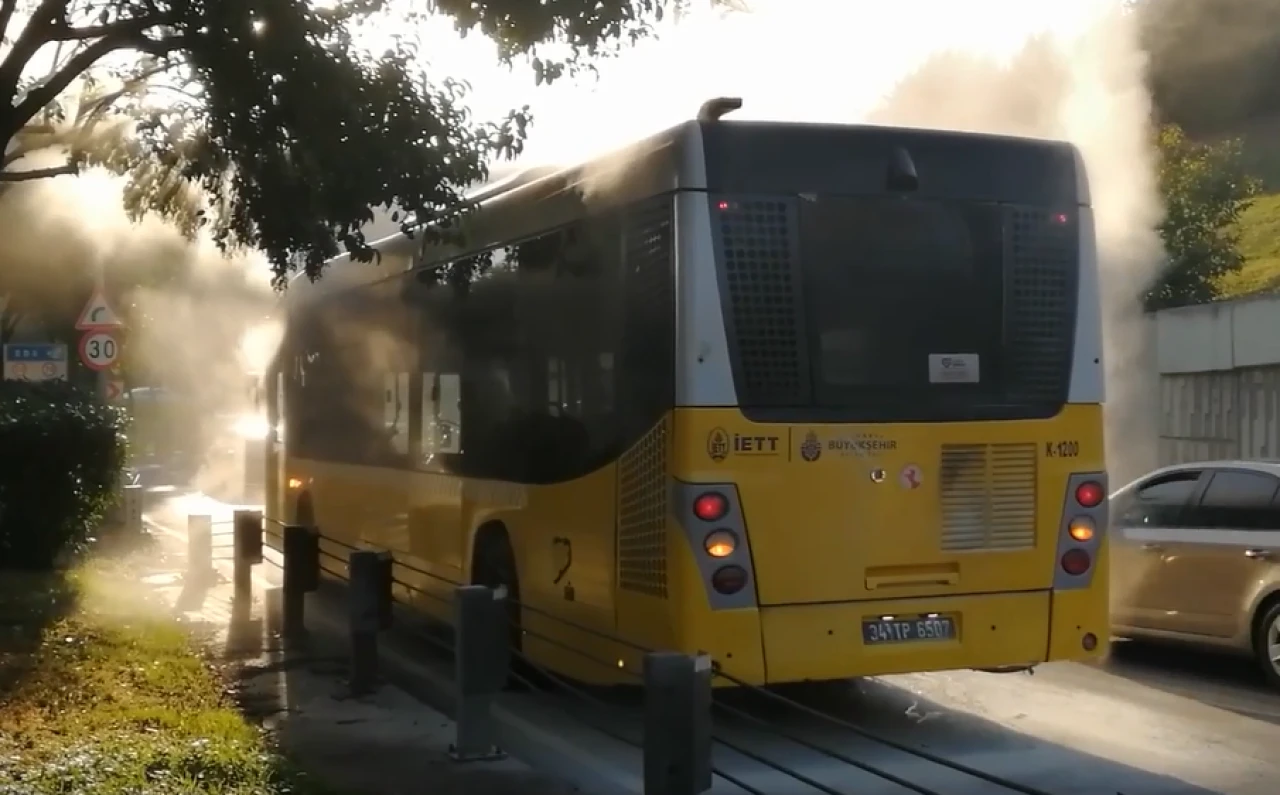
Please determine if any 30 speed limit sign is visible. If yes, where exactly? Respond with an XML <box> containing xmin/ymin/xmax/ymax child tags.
<box><xmin>79</xmin><ymin>331</ymin><xmax>120</xmax><ymax>371</ymax></box>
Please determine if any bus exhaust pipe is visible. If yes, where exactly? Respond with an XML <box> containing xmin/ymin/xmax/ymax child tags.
<box><xmin>697</xmin><ymin>97</ymin><xmax>743</xmax><ymax>123</ymax></box>
<box><xmin>977</xmin><ymin>665</ymin><xmax>1037</xmax><ymax>675</ymax></box>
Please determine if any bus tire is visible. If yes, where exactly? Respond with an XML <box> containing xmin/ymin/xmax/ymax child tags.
<box><xmin>471</xmin><ymin>523</ymin><xmax>524</xmax><ymax>656</ymax></box>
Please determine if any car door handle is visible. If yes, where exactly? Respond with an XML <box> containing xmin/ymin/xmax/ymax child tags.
<box><xmin>1140</xmin><ymin>543</ymin><xmax>1164</xmax><ymax>552</ymax></box>
<box><xmin>1245</xmin><ymin>549</ymin><xmax>1274</xmax><ymax>560</ymax></box>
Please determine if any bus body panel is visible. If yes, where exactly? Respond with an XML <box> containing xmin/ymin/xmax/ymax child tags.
<box><xmin>671</xmin><ymin>405</ymin><xmax>1105</xmax><ymax>606</ymax></box>
<box><xmin>1067</xmin><ymin>206</ymin><xmax>1104</xmax><ymax>404</ymax></box>
<box><xmin>756</xmin><ymin>591</ymin><xmax>1051</xmax><ymax>682</ymax></box>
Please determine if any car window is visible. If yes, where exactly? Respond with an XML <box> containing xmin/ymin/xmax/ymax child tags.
<box><xmin>1115</xmin><ymin>470</ymin><xmax>1202</xmax><ymax>528</ymax></box>
<box><xmin>1190</xmin><ymin>469</ymin><xmax>1280</xmax><ymax>530</ymax></box>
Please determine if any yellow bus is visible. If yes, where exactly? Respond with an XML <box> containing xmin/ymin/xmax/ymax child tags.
<box><xmin>265</xmin><ymin>99</ymin><xmax>1110</xmax><ymax>686</ymax></box>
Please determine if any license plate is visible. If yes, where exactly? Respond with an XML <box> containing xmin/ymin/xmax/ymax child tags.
<box><xmin>862</xmin><ymin>615</ymin><xmax>956</xmax><ymax>645</ymax></box>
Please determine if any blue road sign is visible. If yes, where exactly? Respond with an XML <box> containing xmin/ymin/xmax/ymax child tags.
<box><xmin>3</xmin><ymin>343</ymin><xmax>68</xmax><ymax>381</ymax></box>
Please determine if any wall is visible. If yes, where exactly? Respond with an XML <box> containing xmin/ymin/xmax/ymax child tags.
<box><xmin>1153</xmin><ymin>294</ymin><xmax>1280</xmax><ymax>467</ymax></box>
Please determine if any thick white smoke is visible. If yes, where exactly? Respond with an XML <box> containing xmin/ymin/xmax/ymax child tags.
<box><xmin>2</xmin><ymin>0</ymin><xmax>1165</xmax><ymax>495</ymax></box>
<box><xmin>460</xmin><ymin>0</ymin><xmax>1164</xmax><ymax>476</ymax></box>
<box><xmin>0</xmin><ymin>147</ymin><xmax>280</xmax><ymax>498</ymax></box>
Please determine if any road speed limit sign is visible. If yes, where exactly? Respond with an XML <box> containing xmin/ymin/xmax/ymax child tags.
<box><xmin>79</xmin><ymin>331</ymin><xmax>120</xmax><ymax>371</ymax></box>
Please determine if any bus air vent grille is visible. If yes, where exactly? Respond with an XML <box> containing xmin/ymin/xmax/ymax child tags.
<box><xmin>1007</xmin><ymin>207</ymin><xmax>1076</xmax><ymax>407</ymax></box>
<box><xmin>716</xmin><ymin>198</ymin><xmax>810</xmax><ymax>406</ymax></box>
<box><xmin>618</xmin><ymin>418</ymin><xmax>670</xmax><ymax>598</ymax></box>
<box><xmin>939</xmin><ymin>443</ymin><xmax>1037</xmax><ymax>552</ymax></box>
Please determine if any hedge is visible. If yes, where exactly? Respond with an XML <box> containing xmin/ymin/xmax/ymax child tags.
<box><xmin>0</xmin><ymin>380</ymin><xmax>127</xmax><ymax>570</ymax></box>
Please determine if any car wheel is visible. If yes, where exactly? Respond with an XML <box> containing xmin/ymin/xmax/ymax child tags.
<box><xmin>1254</xmin><ymin>601</ymin><xmax>1280</xmax><ymax>688</ymax></box>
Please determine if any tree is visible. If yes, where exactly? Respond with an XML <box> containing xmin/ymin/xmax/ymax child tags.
<box><xmin>1146</xmin><ymin>124</ymin><xmax>1261</xmax><ymax>309</ymax></box>
<box><xmin>0</xmin><ymin>0</ymin><xmax>722</xmax><ymax>288</ymax></box>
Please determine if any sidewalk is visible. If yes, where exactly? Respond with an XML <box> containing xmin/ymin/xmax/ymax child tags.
<box><xmin>141</xmin><ymin>493</ymin><xmax>582</xmax><ymax>795</ymax></box>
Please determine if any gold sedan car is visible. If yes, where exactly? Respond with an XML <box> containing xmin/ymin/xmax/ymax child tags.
<box><xmin>1109</xmin><ymin>460</ymin><xmax>1280</xmax><ymax>688</ymax></box>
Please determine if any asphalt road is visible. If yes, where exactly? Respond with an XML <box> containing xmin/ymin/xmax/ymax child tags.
<box><xmin>145</xmin><ymin>491</ymin><xmax>1280</xmax><ymax>795</ymax></box>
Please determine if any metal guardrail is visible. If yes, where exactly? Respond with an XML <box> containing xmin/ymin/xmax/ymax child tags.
<box><xmin>195</xmin><ymin>512</ymin><xmax>1069</xmax><ymax>795</ymax></box>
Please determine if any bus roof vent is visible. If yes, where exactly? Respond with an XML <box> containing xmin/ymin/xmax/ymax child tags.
<box><xmin>886</xmin><ymin>145</ymin><xmax>919</xmax><ymax>192</ymax></box>
<box><xmin>697</xmin><ymin>97</ymin><xmax>743</xmax><ymax>123</ymax></box>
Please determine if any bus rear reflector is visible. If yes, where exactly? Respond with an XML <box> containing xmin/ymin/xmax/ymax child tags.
<box><xmin>1060</xmin><ymin>548</ymin><xmax>1091</xmax><ymax>576</ymax></box>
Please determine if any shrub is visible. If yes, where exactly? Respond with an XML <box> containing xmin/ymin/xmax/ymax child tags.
<box><xmin>0</xmin><ymin>380</ymin><xmax>128</xmax><ymax>570</ymax></box>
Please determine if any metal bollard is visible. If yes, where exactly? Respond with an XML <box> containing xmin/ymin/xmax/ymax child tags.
<box><xmin>449</xmin><ymin>585</ymin><xmax>509</xmax><ymax>762</ymax></box>
<box><xmin>643</xmin><ymin>652</ymin><xmax>713</xmax><ymax>795</ymax></box>
<box><xmin>348</xmin><ymin>549</ymin><xmax>390</xmax><ymax>695</ymax></box>
<box><xmin>187</xmin><ymin>514</ymin><xmax>214</xmax><ymax>584</ymax></box>
<box><xmin>232</xmin><ymin>510</ymin><xmax>264</xmax><ymax>606</ymax></box>
<box><xmin>281</xmin><ymin>524</ymin><xmax>319</xmax><ymax>638</ymax></box>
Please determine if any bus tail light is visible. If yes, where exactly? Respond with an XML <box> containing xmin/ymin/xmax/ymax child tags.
<box><xmin>693</xmin><ymin>492</ymin><xmax>728</xmax><ymax>522</ymax></box>
<box><xmin>711</xmin><ymin>565</ymin><xmax>748</xmax><ymax>595</ymax></box>
<box><xmin>1074</xmin><ymin>481</ymin><xmax>1104</xmax><ymax>508</ymax></box>
<box><xmin>1060</xmin><ymin>548</ymin><xmax>1091</xmax><ymax>576</ymax></box>
<box><xmin>704</xmin><ymin>530</ymin><xmax>737</xmax><ymax>558</ymax></box>
<box><xmin>1054</xmin><ymin>473</ymin><xmax>1107</xmax><ymax>591</ymax></box>
<box><xmin>1067</xmin><ymin>517</ymin><xmax>1095</xmax><ymax>542</ymax></box>
<box><xmin>675</xmin><ymin>481</ymin><xmax>757</xmax><ymax>608</ymax></box>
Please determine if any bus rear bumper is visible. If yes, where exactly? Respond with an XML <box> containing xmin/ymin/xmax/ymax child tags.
<box><xmin>757</xmin><ymin>591</ymin><xmax>1054</xmax><ymax>684</ymax></box>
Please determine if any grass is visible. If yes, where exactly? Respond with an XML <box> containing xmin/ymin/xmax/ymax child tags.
<box><xmin>0</xmin><ymin>560</ymin><xmax>327</xmax><ymax>795</ymax></box>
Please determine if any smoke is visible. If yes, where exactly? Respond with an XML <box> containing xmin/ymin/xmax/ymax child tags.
<box><xmin>0</xmin><ymin>147</ymin><xmax>280</xmax><ymax>499</ymax></box>
<box><xmin>470</xmin><ymin>0</ymin><xmax>1163</xmax><ymax>477</ymax></box>
<box><xmin>2</xmin><ymin>0</ymin><xmax>1167</xmax><ymax>499</ymax></box>
<box><xmin>860</xmin><ymin>7</ymin><xmax>1165</xmax><ymax>482</ymax></box>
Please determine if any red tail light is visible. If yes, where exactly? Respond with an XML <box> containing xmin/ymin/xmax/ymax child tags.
<box><xmin>693</xmin><ymin>492</ymin><xmax>729</xmax><ymax>522</ymax></box>
<box><xmin>1061</xmin><ymin>548</ymin><xmax>1091</xmax><ymax>576</ymax></box>
<box><xmin>1074</xmin><ymin>481</ymin><xmax>1104</xmax><ymax>508</ymax></box>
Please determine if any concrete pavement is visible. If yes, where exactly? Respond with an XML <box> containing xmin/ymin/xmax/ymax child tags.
<box><xmin>139</xmin><ymin>491</ymin><xmax>586</xmax><ymax>795</ymax></box>
<box><xmin>145</xmin><ymin>491</ymin><xmax>1280</xmax><ymax>795</ymax></box>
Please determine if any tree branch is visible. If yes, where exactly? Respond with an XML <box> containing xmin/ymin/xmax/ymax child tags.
<box><xmin>10</xmin><ymin>29</ymin><xmax>187</xmax><ymax>139</ymax></box>
<box><xmin>0</xmin><ymin>0</ymin><xmax>20</xmax><ymax>46</ymax></box>
<box><xmin>0</xmin><ymin>0</ymin><xmax>69</xmax><ymax>106</ymax></box>
<box><xmin>0</xmin><ymin>163</ymin><xmax>77</xmax><ymax>182</ymax></box>
<box><xmin>53</xmin><ymin>13</ymin><xmax>171</xmax><ymax>42</ymax></box>
<box><xmin>76</xmin><ymin>61</ymin><xmax>174</xmax><ymax>121</ymax></box>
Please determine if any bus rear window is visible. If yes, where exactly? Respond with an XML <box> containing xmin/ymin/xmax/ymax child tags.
<box><xmin>714</xmin><ymin>193</ymin><xmax>1079</xmax><ymax>422</ymax></box>
<box><xmin>802</xmin><ymin>196</ymin><xmax>1001</xmax><ymax>397</ymax></box>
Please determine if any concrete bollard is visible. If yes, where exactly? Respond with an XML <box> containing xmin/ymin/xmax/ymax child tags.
<box><xmin>187</xmin><ymin>514</ymin><xmax>214</xmax><ymax>584</ymax></box>
<box><xmin>643</xmin><ymin>652</ymin><xmax>713</xmax><ymax>795</ymax></box>
<box><xmin>449</xmin><ymin>585</ymin><xmax>509</xmax><ymax>762</ymax></box>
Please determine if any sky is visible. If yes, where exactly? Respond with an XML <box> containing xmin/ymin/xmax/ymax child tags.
<box><xmin>351</xmin><ymin>0</ymin><xmax>1133</xmax><ymax>240</ymax></box>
